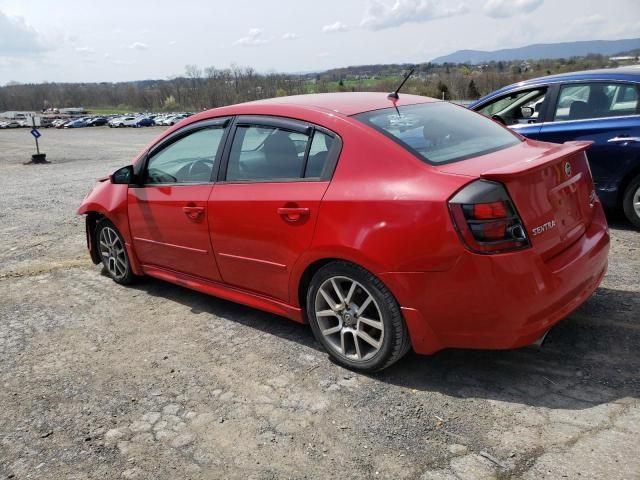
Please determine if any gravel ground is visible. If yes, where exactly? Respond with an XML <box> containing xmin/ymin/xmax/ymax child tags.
<box><xmin>1</xmin><ymin>127</ymin><xmax>639</xmax><ymax>480</ymax></box>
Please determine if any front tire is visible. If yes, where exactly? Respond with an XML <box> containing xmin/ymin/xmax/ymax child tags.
<box><xmin>306</xmin><ymin>261</ymin><xmax>410</xmax><ymax>372</ymax></box>
<box><xmin>95</xmin><ymin>219</ymin><xmax>135</xmax><ymax>285</ymax></box>
<box><xmin>622</xmin><ymin>175</ymin><xmax>640</xmax><ymax>229</ymax></box>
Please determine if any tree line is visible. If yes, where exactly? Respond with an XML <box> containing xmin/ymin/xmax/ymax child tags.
<box><xmin>0</xmin><ymin>54</ymin><xmax>618</xmax><ymax>112</ymax></box>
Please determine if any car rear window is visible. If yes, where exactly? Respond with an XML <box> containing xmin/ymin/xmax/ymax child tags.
<box><xmin>353</xmin><ymin>102</ymin><xmax>521</xmax><ymax>164</ymax></box>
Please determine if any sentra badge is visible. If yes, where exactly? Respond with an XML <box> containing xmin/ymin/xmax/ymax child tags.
<box><xmin>531</xmin><ymin>220</ymin><xmax>556</xmax><ymax>236</ymax></box>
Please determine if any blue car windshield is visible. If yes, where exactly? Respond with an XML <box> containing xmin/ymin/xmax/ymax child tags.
<box><xmin>353</xmin><ymin>102</ymin><xmax>521</xmax><ymax>164</ymax></box>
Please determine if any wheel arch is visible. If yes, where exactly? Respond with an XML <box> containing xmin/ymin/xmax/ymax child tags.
<box><xmin>291</xmin><ymin>248</ymin><xmax>392</xmax><ymax>321</ymax></box>
<box><xmin>85</xmin><ymin>211</ymin><xmax>106</xmax><ymax>264</ymax></box>
<box><xmin>296</xmin><ymin>258</ymin><xmax>339</xmax><ymax>320</ymax></box>
<box><xmin>617</xmin><ymin>164</ymin><xmax>640</xmax><ymax>208</ymax></box>
<box><xmin>78</xmin><ymin>181</ymin><xmax>143</xmax><ymax>276</ymax></box>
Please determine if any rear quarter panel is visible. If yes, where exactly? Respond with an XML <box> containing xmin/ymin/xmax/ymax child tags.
<box><xmin>289</xmin><ymin>120</ymin><xmax>471</xmax><ymax>305</ymax></box>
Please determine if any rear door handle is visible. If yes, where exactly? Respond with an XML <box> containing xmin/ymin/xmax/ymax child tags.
<box><xmin>607</xmin><ymin>136</ymin><xmax>640</xmax><ymax>144</ymax></box>
<box><xmin>183</xmin><ymin>206</ymin><xmax>205</xmax><ymax>220</ymax></box>
<box><xmin>278</xmin><ymin>207</ymin><xmax>310</xmax><ymax>223</ymax></box>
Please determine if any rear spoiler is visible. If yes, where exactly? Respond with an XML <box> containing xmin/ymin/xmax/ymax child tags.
<box><xmin>480</xmin><ymin>141</ymin><xmax>592</xmax><ymax>180</ymax></box>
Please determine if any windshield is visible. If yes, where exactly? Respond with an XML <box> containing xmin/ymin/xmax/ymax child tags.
<box><xmin>353</xmin><ymin>102</ymin><xmax>521</xmax><ymax>164</ymax></box>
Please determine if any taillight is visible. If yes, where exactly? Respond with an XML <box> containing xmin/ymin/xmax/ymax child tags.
<box><xmin>449</xmin><ymin>180</ymin><xmax>529</xmax><ymax>254</ymax></box>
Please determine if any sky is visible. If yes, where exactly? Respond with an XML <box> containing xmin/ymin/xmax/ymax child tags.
<box><xmin>0</xmin><ymin>0</ymin><xmax>639</xmax><ymax>84</ymax></box>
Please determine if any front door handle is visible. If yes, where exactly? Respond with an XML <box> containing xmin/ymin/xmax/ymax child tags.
<box><xmin>607</xmin><ymin>136</ymin><xmax>640</xmax><ymax>144</ymax></box>
<box><xmin>183</xmin><ymin>206</ymin><xmax>205</xmax><ymax>220</ymax></box>
<box><xmin>278</xmin><ymin>207</ymin><xmax>310</xmax><ymax>223</ymax></box>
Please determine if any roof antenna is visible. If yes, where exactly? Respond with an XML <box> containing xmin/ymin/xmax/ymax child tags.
<box><xmin>387</xmin><ymin>67</ymin><xmax>415</xmax><ymax>100</ymax></box>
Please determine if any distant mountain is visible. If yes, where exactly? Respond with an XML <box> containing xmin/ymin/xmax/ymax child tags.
<box><xmin>431</xmin><ymin>38</ymin><xmax>640</xmax><ymax>64</ymax></box>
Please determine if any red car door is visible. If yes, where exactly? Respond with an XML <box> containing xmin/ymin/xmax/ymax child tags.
<box><xmin>208</xmin><ymin>116</ymin><xmax>341</xmax><ymax>302</ymax></box>
<box><xmin>128</xmin><ymin>119</ymin><xmax>230</xmax><ymax>281</ymax></box>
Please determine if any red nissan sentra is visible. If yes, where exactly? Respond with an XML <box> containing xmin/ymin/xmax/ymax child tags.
<box><xmin>78</xmin><ymin>92</ymin><xmax>610</xmax><ymax>372</ymax></box>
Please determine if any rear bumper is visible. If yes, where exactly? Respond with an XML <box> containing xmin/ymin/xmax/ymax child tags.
<box><xmin>380</xmin><ymin>207</ymin><xmax>610</xmax><ymax>354</ymax></box>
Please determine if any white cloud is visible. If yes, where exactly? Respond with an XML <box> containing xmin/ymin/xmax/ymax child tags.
<box><xmin>360</xmin><ymin>0</ymin><xmax>468</xmax><ymax>31</ymax></box>
<box><xmin>75</xmin><ymin>46</ymin><xmax>94</xmax><ymax>55</ymax></box>
<box><xmin>128</xmin><ymin>41</ymin><xmax>149</xmax><ymax>50</ymax></box>
<box><xmin>546</xmin><ymin>14</ymin><xmax>640</xmax><ymax>43</ymax></box>
<box><xmin>104</xmin><ymin>53</ymin><xmax>111</xmax><ymax>58</ymax></box>
<box><xmin>282</xmin><ymin>32</ymin><xmax>299</xmax><ymax>40</ymax></box>
<box><xmin>484</xmin><ymin>0</ymin><xmax>543</xmax><ymax>18</ymax></box>
<box><xmin>233</xmin><ymin>28</ymin><xmax>268</xmax><ymax>46</ymax></box>
<box><xmin>316</xmin><ymin>52</ymin><xmax>333</xmax><ymax>57</ymax></box>
<box><xmin>169</xmin><ymin>41</ymin><xmax>177</xmax><ymax>46</ymax></box>
<box><xmin>570</xmin><ymin>14</ymin><xmax>605</xmax><ymax>30</ymax></box>
<box><xmin>322</xmin><ymin>21</ymin><xmax>349</xmax><ymax>33</ymax></box>
<box><xmin>0</xmin><ymin>10</ymin><xmax>49</xmax><ymax>56</ymax></box>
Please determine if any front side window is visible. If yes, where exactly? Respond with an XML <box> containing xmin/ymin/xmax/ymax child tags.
<box><xmin>354</xmin><ymin>102</ymin><xmax>521</xmax><ymax>165</ymax></box>
<box><xmin>145</xmin><ymin>127</ymin><xmax>225</xmax><ymax>184</ymax></box>
<box><xmin>477</xmin><ymin>88</ymin><xmax>547</xmax><ymax>125</ymax></box>
<box><xmin>554</xmin><ymin>82</ymin><xmax>640</xmax><ymax>121</ymax></box>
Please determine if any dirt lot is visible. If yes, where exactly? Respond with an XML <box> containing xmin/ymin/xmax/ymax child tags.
<box><xmin>1</xmin><ymin>127</ymin><xmax>639</xmax><ymax>480</ymax></box>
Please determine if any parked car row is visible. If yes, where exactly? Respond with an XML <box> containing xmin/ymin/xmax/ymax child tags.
<box><xmin>106</xmin><ymin>113</ymin><xmax>192</xmax><ymax>128</ymax></box>
<box><xmin>0</xmin><ymin>120</ymin><xmax>24</xmax><ymax>129</ymax></box>
<box><xmin>108</xmin><ymin>116</ymin><xmax>154</xmax><ymax>128</ymax></box>
<box><xmin>51</xmin><ymin>117</ymin><xmax>109</xmax><ymax>128</ymax></box>
<box><xmin>1</xmin><ymin>112</ymin><xmax>195</xmax><ymax>130</ymax></box>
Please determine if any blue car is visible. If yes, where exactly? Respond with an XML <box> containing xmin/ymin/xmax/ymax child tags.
<box><xmin>469</xmin><ymin>66</ymin><xmax>640</xmax><ymax>228</ymax></box>
<box><xmin>135</xmin><ymin>116</ymin><xmax>154</xmax><ymax>127</ymax></box>
<box><xmin>64</xmin><ymin>119</ymin><xmax>86</xmax><ymax>128</ymax></box>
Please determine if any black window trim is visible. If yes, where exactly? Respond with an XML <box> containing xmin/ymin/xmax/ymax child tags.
<box><xmin>133</xmin><ymin>116</ymin><xmax>232</xmax><ymax>187</ymax></box>
<box><xmin>216</xmin><ymin>114</ymin><xmax>343</xmax><ymax>184</ymax></box>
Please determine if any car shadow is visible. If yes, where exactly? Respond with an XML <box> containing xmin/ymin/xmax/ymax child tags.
<box><xmin>375</xmin><ymin>286</ymin><xmax>640</xmax><ymax>409</ymax></box>
<box><xmin>127</xmin><ymin>275</ymin><xmax>321</xmax><ymax>350</ymax></box>
<box><xmin>128</xmin><ymin>275</ymin><xmax>639</xmax><ymax>410</ymax></box>
<box><xmin>605</xmin><ymin>208</ymin><xmax>639</xmax><ymax>231</ymax></box>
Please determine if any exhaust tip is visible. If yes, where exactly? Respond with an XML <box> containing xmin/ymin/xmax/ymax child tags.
<box><xmin>530</xmin><ymin>330</ymin><xmax>550</xmax><ymax>348</ymax></box>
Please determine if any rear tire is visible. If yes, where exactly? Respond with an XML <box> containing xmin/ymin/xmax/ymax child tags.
<box><xmin>95</xmin><ymin>219</ymin><xmax>135</xmax><ymax>285</ymax></box>
<box><xmin>306</xmin><ymin>261</ymin><xmax>411</xmax><ymax>372</ymax></box>
<box><xmin>622</xmin><ymin>175</ymin><xmax>640</xmax><ymax>229</ymax></box>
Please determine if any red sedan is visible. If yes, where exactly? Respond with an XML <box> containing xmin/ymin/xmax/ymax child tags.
<box><xmin>78</xmin><ymin>93</ymin><xmax>610</xmax><ymax>371</ymax></box>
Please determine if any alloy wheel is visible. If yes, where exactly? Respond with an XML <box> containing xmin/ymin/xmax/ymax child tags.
<box><xmin>98</xmin><ymin>226</ymin><xmax>128</xmax><ymax>280</ymax></box>
<box><xmin>314</xmin><ymin>276</ymin><xmax>385</xmax><ymax>362</ymax></box>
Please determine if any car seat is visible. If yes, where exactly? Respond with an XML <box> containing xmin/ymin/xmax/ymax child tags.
<box><xmin>586</xmin><ymin>89</ymin><xmax>611</xmax><ymax>118</ymax></box>
<box><xmin>569</xmin><ymin>101</ymin><xmax>589</xmax><ymax>120</ymax></box>
<box><xmin>263</xmin><ymin>131</ymin><xmax>301</xmax><ymax>178</ymax></box>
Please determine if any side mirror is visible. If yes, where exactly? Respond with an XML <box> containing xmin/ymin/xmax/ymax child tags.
<box><xmin>520</xmin><ymin>106</ymin><xmax>534</xmax><ymax>118</ymax></box>
<box><xmin>111</xmin><ymin>165</ymin><xmax>134</xmax><ymax>184</ymax></box>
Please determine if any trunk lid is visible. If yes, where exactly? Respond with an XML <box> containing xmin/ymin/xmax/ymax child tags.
<box><xmin>438</xmin><ymin>139</ymin><xmax>596</xmax><ymax>260</ymax></box>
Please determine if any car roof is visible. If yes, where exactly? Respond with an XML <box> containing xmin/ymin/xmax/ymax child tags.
<box><xmin>244</xmin><ymin>92</ymin><xmax>436</xmax><ymax>116</ymax></box>
<box><xmin>473</xmin><ymin>66</ymin><xmax>640</xmax><ymax>104</ymax></box>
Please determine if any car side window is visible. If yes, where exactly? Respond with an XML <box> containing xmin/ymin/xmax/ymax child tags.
<box><xmin>226</xmin><ymin>125</ymin><xmax>311</xmax><ymax>181</ymax></box>
<box><xmin>554</xmin><ymin>82</ymin><xmax>640</xmax><ymax>121</ymax></box>
<box><xmin>477</xmin><ymin>88</ymin><xmax>547</xmax><ymax>125</ymax></box>
<box><xmin>305</xmin><ymin>131</ymin><xmax>334</xmax><ymax>178</ymax></box>
<box><xmin>145</xmin><ymin>127</ymin><xmax>225</xmax><ymax>184</ymax></box>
